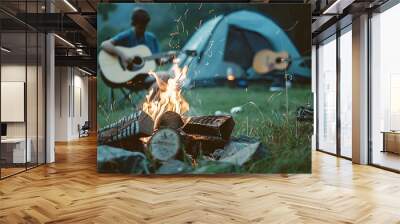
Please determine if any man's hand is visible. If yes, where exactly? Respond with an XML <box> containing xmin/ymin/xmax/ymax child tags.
<box><xmin>119</xmin><ymin>53</ymin><xmax>131</xmax><ymax>70</ymax></box>
<box><xmin>101</xmin><ymin>40</ymin><xmax>131</xmax><ymax>70</ymax></box>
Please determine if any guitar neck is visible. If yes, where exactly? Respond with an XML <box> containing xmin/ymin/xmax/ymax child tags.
<box><xmin>144</xmin><ymin>51</ymin><xmax>177</xmax><ymax>60</ymax></box>
<box><xmin>284</xmin><ymin>56</ymin><xmax>311</xmax><ymax>62</ymax></box>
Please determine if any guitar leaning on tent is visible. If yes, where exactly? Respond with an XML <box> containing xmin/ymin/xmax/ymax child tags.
<box><xmin>252</xmin><ymin>49</ymin><xmax>290</xmax><ymax>74</ymax></box>
<box><xmin>99</xmin><ymin>45</ymin><xmax>178</xmax><ymax>84</ymax></box>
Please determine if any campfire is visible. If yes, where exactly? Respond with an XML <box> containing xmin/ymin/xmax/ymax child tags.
<box><xmin>142</xmin><ymin>63</ymin><xmax>189</xmax><ymax>129</ymax></box>
<box><xmin>97</xmin><ymin>64</ymin><xmax>267</xmax><ymax>173</ymax></box>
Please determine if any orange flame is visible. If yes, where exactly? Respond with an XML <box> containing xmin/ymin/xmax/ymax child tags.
<box><xmin>142</xmin><ymin>63</ymin><xmax>189</xmax><ymax>128</ymax></box>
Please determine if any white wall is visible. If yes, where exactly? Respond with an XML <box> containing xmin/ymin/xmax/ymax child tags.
<box><xmin>54</xmin><ymin>67</ymin><xmax>89</xmax><ymax>141</ymax></box>
<box><xmin>1</xmin><ymin>65</ymin><xmax>43</xmax><ymax>138</ymax></box>
<box><xmin>72</xmin><ymin>73</ymin><xmax>89</xmax><ymax>138</ymax></box>
<box><xmin>55</xmin><ymin>67</ymin><xmax>69</xmax><ymax>141</ymax></box>
<box><xmin>1</xmin><ymin>65</ymin><xmax>26</xmax><ymax>138</ymax></box>
<box><xmin>1</xmin><ymin>82</ymin><xmax>25</xmax><ymax>122</ymax></box>
<box><xmin>1</xmin><ymin>64</ymin><xmax>46</xmax><ymax>164</ymax></box>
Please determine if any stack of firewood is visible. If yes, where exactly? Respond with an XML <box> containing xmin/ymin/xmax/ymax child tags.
<box><xmin>98</xmin><ymin>110</ymin><xmax>235</xmax><ymax>162</ymax></box>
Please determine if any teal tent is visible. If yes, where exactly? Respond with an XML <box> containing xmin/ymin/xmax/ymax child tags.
<box><xmin>175</xmin><ymin>10</ymin><xmax>310</xmax><ymax>86</ymax></box>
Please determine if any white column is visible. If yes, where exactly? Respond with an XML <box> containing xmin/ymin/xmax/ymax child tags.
<box><xmin>46</xmin><ymin>32</ymin><xmax>55</xmax><ymax>163</ymax></box>
<box><xmin>45</xmin><ymin>0</ymin><xmax>56</xmax><ymax>163</ymax></box>
<box><xmin>352</xmin><ymin>14</ymin><xmax>369</xmax><ymax>164</ymax></box>
<box><xmin>312</xmin><ymin>45</ymin><xmax>317</xmax><ymax>150</ymax></box>
<box><xmin>46</xmin><ymin>34</ymin><xmax>55</xmax><ymax>163</ymax></box>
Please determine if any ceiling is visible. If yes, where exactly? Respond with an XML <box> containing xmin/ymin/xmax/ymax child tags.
<box><xmin>0</xmin><ymin>0</ymin><xmax>391</xmax><ymax>74</ymax></box>
<box><xmin>311</xmin><ymin>0</ymin><xmax>388</xmax><ymax>43</ymax></box>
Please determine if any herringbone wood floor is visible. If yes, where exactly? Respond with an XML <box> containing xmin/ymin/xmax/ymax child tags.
<box><xmin>1</xmin><ymin>136</ymin><xmax>400</xmax><ymax>224</ymax></box>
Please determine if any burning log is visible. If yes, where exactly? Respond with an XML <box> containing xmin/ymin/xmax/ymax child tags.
<box><xmin>149</xmin><ymin>128</ymin><xmax>183</xmax><ymax>161</ymax></box>
<box><xmin>182</xmin><ymin>115</ymin><xmax>235</xmax><ymax>140</ymax></box>
<box><xmin>149</xmin><ymin>115</ymin><xmax>236</xmax><ymax>160</ymax></box>
<box><xmin>182</xmin><ymin>115</ymin><xmax>235</xmax><ymax>154</ymax></box>
<box><xmin>97</xmin><ymin>111</ymin><xmax>154</xmax><ymax>151</ymax></box>
<box><xmin>155</xmin><ymin>111</ymin><xmax>184</xmax><ymax>130</ymax></box>
<box><xmin>142</xmin><ymin>65</ymin><xmax>189</xmax><ymax>129</ymax></box>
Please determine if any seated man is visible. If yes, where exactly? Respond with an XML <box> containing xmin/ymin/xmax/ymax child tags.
<box><xmin>101</xmin><ymin>8</ymin><xmax>171</xmax><ymax>89</ymax></box>
<box><xmin>101</xmin><ymin>8</ymin><xmax>160</xmax><ymax>68</ymax></box>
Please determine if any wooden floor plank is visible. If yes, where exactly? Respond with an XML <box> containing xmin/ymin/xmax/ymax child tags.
<box><xmin>0</xmin><ymin>136</ymin><xmax>399</xmax><ymax>223</ymax></box>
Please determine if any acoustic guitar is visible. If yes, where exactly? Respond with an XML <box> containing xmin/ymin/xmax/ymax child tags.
<box><xmin>98</xmin><ymin>45</ymin><xmax>177</xmax><ymax>84</ymax></box>
<box><xmin>252</xmin><ymin>49</ymin><xmax>290</xmax><ymax>74</ymax></box>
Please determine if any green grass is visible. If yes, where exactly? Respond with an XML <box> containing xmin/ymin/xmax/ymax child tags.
<box><xmin>98</xmin><ymin>84</ymin><xmax>313</xmax><ymax>173</ymax></box>
<box><xmin>185</xmin><ymin>85</ymin><xmax>313</xmax><ymax>173</ymax></box>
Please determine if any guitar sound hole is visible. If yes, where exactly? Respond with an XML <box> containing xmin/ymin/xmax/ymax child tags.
<box><xmin>132</xmin><ymin>56</ymin><xmax>143</xmax><ymax>66</ymax></box>
<box><xmin>126</xmin><ymin>56</ymin><xmax>144</xmax><ymax>71</ymax></box>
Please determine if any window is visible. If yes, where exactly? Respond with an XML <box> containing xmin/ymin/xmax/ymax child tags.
<box><xmin>339</xmin><ymin>27</ymin><xmax>352</xmax><ymax>158</ymax></box>
<box><xmin>317</xmin><ymin>35</ymin><xmax>337</xmax><ymax>154</ymax></box>
<box><xmin>370</xmin><ymin>3</ymin><xmax>400</xmax><ymax>171</ymax></box>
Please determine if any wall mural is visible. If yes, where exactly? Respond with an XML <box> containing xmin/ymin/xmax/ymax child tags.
<box><xmin>97</xmin><ymin>3</ymin><xmax>312</xmax><ymax>174</ymax></box>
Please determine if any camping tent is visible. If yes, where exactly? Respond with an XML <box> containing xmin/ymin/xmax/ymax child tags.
<box><xmin>176</xmin><ymin>10</ymin><xmax>310</xmax><ymax>87</ymax></box>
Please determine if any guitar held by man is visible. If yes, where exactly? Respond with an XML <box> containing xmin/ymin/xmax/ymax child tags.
<box><xmin>100</xmin><ymin>8</ymin><xmax>174</xmax><ymax>84</ymax></box>
<box><xmin>99</xmin><ymin>45</ymin><xmax>177</xmax><ymax>84</ymax></box>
